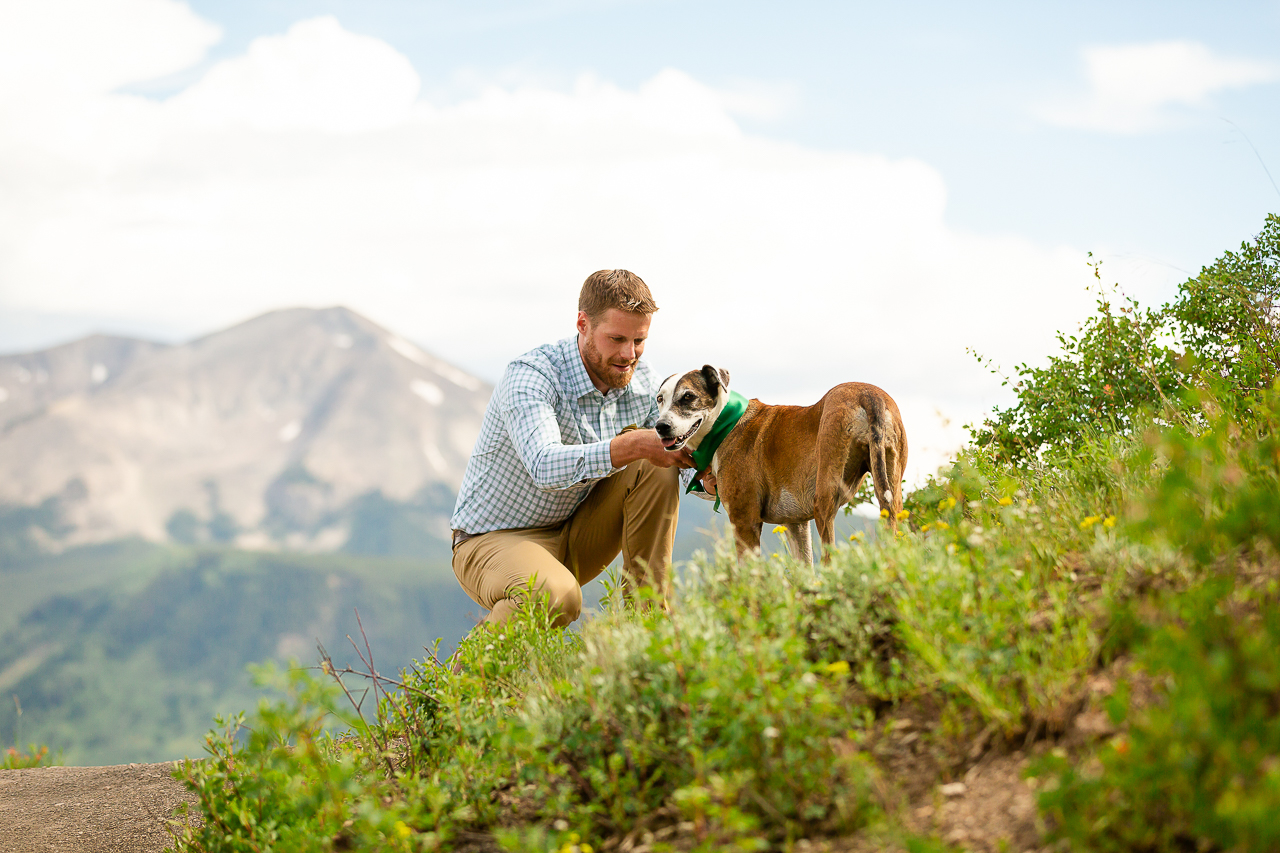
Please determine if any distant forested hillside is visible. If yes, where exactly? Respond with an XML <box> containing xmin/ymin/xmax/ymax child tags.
<box><xmin>0</xmin><ymin>543</ymin><xmax>473</xmax><ymax>765</ymax></box>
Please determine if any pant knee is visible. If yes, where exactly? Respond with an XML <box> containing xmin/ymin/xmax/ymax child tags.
<box><xmin>632</xmin><ymin>459</ymin><xmax>681</xmax><ymax>499</ymax></box>
<box><xmin>545</xmin><ymin>581</ymin><xmax>583</xmax><ymax>627</ymax></box>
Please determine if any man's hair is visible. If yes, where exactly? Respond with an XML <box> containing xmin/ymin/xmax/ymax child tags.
<box><xmin>578</xmin><ymin>269</ymin><xmax>659</xmax><ymax>323</ymax></box>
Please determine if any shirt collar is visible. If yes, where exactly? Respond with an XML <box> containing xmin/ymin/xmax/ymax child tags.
<box><xmin>559</xmin><ymin>335</ymin><xmax>599</xmax><ymax>400</ymax></box>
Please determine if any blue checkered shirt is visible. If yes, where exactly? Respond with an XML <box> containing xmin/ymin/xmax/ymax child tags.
<box><xmin>451</xmin><ymin>336</ymin><xmax>689</xmax><ymax>534</ymax></box>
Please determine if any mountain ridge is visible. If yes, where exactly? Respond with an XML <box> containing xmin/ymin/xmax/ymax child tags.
<box><xmin>0</xmin><ymin>306</ymin><xmax>490</xmax><ymax>556</ymax></box>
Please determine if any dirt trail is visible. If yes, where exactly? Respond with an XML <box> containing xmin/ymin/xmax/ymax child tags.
<box><xmin>0</xmin><ymin>763</ymin><xmax>193</xmax><ymax>853</ymax></box>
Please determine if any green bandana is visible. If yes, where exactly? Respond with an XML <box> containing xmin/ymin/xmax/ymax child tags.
<box><xmin>684</xmin><ymin>389</ymin><xmax>749</xmax><ymax>512</ymax></box>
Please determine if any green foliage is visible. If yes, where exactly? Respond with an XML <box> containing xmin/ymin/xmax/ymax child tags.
<box><xmin>1169</xmin><ymin>213</ymin><xmax>1280</xmax><ymax>409</ymax></box>
<box><xmin>1037</xmin><ymin>578</ymin><xmax>1280</xmax><ymax>852</ymax></box>
<box><xmin>1129</xmin><ymin>386</ymin><xmax>1280</xmax><ymax>564</ymax></box>
<box><xmin>171</xmin><ymin>665</ymin><xmax>420</xmax><ymax>853</ymax></box>
<box><xmin>974</xmin><ymin>214</ymin><xmax>1280</xmax><ymax>461</ymax></box>
<box><xmin>972</xmin><ymin>266</ymin><xmax>1182</xmax><ymax>461</ymax></box>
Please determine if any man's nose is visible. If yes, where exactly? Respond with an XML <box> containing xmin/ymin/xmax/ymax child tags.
<box><xmin>620</xmin><ymin>341</ymin><xmax>636</xmax><ymax>360</ymax></box>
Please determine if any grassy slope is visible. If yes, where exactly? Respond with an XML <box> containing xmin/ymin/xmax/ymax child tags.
<box><xmin>169</xmin><ymin>401</ymin><xmax>1280</xmax><ymax>852</ymax></box>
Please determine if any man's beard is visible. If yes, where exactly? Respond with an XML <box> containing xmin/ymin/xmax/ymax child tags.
<box><xmin>584</xmin><ymin>336</ymin><xmax>636</xmax><ymax>389</ymax></box>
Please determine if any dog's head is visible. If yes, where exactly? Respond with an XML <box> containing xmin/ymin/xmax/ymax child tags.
<box><xmin>655</xmin><ymin>364</ymin><xmax>731</xmax><ymax>453</ymax></box>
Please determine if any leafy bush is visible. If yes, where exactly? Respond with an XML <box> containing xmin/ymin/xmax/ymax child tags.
<box><xmin>1037</xmin><ymin>578</ymin><xmax>1280</xmax><ymax>852</ymax></box>
<box><xmin>975</xmin><ymin>214</ymin><xmax>1280</xmax><ymax>461</ymax></box>
<box><xmin>1169</xmin><ymin>213</ymin><xmax>1280</xmax><ymax>411</ymax></box>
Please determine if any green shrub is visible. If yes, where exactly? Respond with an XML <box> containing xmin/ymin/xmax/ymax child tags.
<box><xmin>1037</xmin><ymin>578</ymin><xmax>1280</xmax><ymax>852</ymax></box>
<box><xmin>974</xmin><ymin>214</ymin><xmax>1280</xmax><ymax>462</ymax></box>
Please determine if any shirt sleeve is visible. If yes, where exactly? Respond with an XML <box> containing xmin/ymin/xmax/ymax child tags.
<box><xmin>499</xmin><ymin>364</ymin><xmax>619</xmax><ymax>491</ymax></box>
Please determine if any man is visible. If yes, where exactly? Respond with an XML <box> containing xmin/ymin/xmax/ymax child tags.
<box><xmin>450</xmin><ymin>269</ymin><xmax>695</xmax><ymax>628</ymax></box>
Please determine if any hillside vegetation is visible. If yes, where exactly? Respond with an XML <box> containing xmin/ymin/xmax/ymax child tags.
<box><xmin>171</xmin><ymin>217</ymin><xmax>1279</xmax><ymax>852</ymax></box>
<box><xmin>0</xmin><ymin>545</ymin><xmax>475</xmax><ymax>765</ymax></box>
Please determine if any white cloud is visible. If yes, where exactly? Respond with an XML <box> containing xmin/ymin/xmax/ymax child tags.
<box><xmin>1039</xmin><ymin>40</ymin><xmax>1279</xmax><ymax>133</ymax></box>
<box><xmin>0</xmin><ymin>5</ymin><xmax>1101</xmax><ymax>484</ymax></box>
<box><xmin>168</xmin><ymin>16</ymin><xmax>420</xmax><ymax>133</ymax></box>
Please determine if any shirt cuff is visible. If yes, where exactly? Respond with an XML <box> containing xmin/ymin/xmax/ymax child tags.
<box><xmin>585</xmin><ymin>439</ymin><xmax>619</xmax><ymax>480</ymax></box>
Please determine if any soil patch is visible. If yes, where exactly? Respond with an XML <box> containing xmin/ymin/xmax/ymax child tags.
<box><xmin>0</xmin><ymin>762</ymin><xmax>192</xmax><ymax>853</ymax></box>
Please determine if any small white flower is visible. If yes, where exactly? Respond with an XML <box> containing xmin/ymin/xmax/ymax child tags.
<box><xmin>553</xmin><ymin>819</ymin><xmax>569</xmax><ymax>831</ymax></box>
<box><xmin>763</xmin><ymin>726</ymin><xmax>780</xmax><ymax>739</ymax></box>
<box><xmin>485</xmin><ymin>643</ymin><xmax>495</xmax><ymax>651</ymax></box>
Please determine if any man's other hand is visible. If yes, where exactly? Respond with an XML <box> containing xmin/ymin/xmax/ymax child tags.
<box><xmin>610</xmin><ymin>429</ymin><xmax>694</xmax><ymax>469</ymax></box>
<box><xmin>700</xmin><ymin>471</ymin><xmax>717</xmax><ymax>496</ymax></box>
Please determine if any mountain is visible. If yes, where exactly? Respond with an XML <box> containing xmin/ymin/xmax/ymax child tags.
<box><xmin>0</xmin><ymin>307</ymin><xmax>491</xmax><ymax>556</ymax></box>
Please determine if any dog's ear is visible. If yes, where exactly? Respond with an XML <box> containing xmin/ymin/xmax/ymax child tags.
<box><xmin>700</xmin><ymin>364</ymin><xmax>725</xmax><ymax>396</ymax></box>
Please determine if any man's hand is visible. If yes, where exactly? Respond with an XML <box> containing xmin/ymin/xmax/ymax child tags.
<box><xmin>700</xmin><ymin>471</ymin><xmax>717</xmax><ymax>496</ymax></box>
<box><xmin>610</xmin><ymin>429</ymin><xmax>694</xmax><ymax>469</ymax></box>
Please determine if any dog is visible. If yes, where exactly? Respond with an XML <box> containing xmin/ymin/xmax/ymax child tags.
<box><xmin>655</xmin><ymin>365</ymin><xmax>908</xmax><ymax>563</ymax></box>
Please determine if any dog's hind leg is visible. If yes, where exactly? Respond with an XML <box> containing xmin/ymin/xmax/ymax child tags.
<box><xmin>784</xmin><ymin>522</ymin><xmax>813</xmax><ymax>564</ymax></box>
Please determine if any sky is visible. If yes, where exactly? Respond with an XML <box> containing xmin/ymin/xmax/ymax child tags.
<box><xmin>2</xmin><ymin>0</ymin><xmax>1278</xmax><ymax>482</ymax></box>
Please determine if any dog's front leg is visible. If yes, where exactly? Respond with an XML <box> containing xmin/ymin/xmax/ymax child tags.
<box><xmin>732</xmin><ymin>523</ymin><xmax>761</xmax><ymax>559</ymax></box>
<box><xmin>726</xmin><ymin>505</ymin><xmax>763</xmax><ymax>560</ymax></box>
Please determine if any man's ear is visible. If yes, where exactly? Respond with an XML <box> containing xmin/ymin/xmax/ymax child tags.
<box><xmin>575</xmin><ymin>311</ymin><xmax>590</xmax><ymax>337</ymax></box>
<box><xmin>701</xmin><ymin>364</ymin><xmax>724</xmax><ymax>396</ymax></box>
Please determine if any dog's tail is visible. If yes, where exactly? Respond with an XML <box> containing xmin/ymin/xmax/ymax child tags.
<box><xmin>866</xmin><ymin>395</ymin><xmax>902</xmax><ymax>523</ymax></box>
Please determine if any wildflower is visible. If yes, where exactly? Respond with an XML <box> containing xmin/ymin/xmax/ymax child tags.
<box><xmin>763</xmin><ymin>726</ymin><xmax>780</xmax><ymax>739</ymax></box>
<box><xmin>823</xmin><ymin>660</ymin><xmax>851</xmax><ymax>675</ymax></box>
<box><xmin>1080</xmin><ymin>516</ymin><xmax>1101</xmax><ymax>530</ymax></box>
<box><xmin>485</xmin><ymin>643</ymin><xmax>495</xmax><ymax>651</ymax></box>
<box><xmin>849</xmin><ymin>532</ymin><xmax>865</xmax><ymax>542</ymax></box>
<box><xmin>896</xmin><ymin>509</ymin><xmax>910</xmax><ymax>521</ymax></box>
<box><xmin>998</xmin><ymin>496</ymin><xmax>1013</xmax><ymax>506</ymax></box>
<box><xmin>935</xmin><ymin>521</ymin><xmax>950</xmax><ymax>530</ymax></box>
<box><xmin>939</xmin><ymin>496</ymin><xmax>957</xmax><ymax>510</ymax></box>
<box><xmin>772</xmin><ymin>525</ymin><xmax>786</xmax><ymax>534</ymax></box>
<box><xmin>880</xmin><ymin>508</ymin><xmax>890</xmax><ymax>518</ymax></box>
<box><xmin>395</xmin><ymin>821</ymin><xmax>412</xmax><ymax>839</ymax></box>
<box><xmin>1103</xmin><ymin>515</ymin><xmax>1116</xmax><ymax>528</ymax></box>
<box><xmin>921</xmin><ymin>523</ymin><xmax>932</xmax><ymax>532</ymax></box>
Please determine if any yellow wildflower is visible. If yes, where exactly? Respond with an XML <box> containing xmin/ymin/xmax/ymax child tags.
<box><xmin>935</xmin><ymin>521</ymin><xmax>950</xmax><ymax>530</ymax></box>
<box><xmin>849</xmin><ymin>532</ymin><xmax>865</xmax><ymax>542</ymax></box>
<box><xmin>772</xmin><ymin>525</ymin><xmax>786</xmax><ymax>534</ymax></box>
<box><xmin>394</xmin><ymin>821</ymin><xmax>412</xmax><ymax>839</ymax></box>
<box><xmin>1103</xmin><ymin>515</ymin><xmax>1117</xmax><ymax>528</ymax></box>
<box><xmin>939</xmin><ymin>496</ymin><xmax>957</xmax><ymax>510</ymax></box>
<box><xmin>824</xmin><ymin>660</ymin><xmax>851</xmax><ymax>675</ymax></box>
<box><xmin>880</xmin><ymin>508</ymin><xmax>890</xmax><ymax>518</ymax></box>
<box><xmin>921</xmin><ymin>523</ymin><xmax>933</xmax><ymax>532</ymax></box>
<box><xmin>896</xmin><ymin>509</ymin><xmax>910</xmax><ymax>521</ymax></box>
<box><xmin>1080</xmin><ymin>515</ymin><xmax>1101</xmax><ymax>530</ymax></box>
<box><xmin>998</xmin><ymin>496</ymin><xmax>1013</xmax><ymax>506</ymax></box>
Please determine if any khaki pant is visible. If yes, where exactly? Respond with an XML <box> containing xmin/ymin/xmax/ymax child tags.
<box><xmin>451</xmin><ymin>460</ymin><xmax>681</xmax><ymax>627</ymax></box>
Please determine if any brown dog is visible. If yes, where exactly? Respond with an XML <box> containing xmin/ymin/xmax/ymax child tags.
<box><xmin>656</xmin><ymin>365</ymin><xmax>908</xmax><ymax>562</ymax></box>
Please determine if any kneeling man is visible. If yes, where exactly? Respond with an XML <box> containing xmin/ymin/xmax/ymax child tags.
<box><xmin>450</xmin><ymin>269</ymin><xmax>694</xmax><ymax>628</ymax></box>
